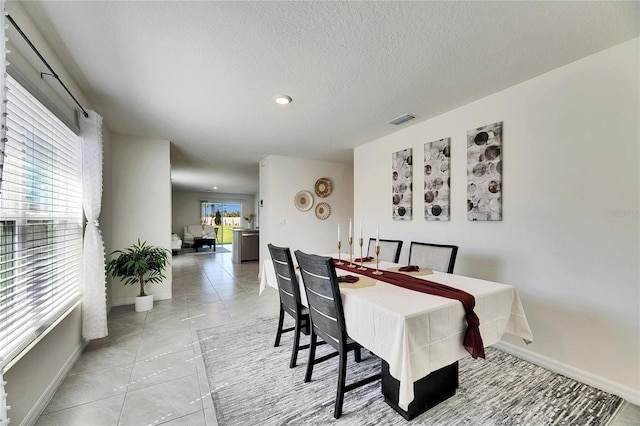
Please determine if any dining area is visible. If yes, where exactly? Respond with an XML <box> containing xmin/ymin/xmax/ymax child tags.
<box><xmin>259</xmin><ymin>234</ymin><xmax>534</xmax><ymax>421</ymax></box>
<box><xmin>252</xmin><ymin>38</ymin><xmax>639</xmax><ymax>421</ymax></box>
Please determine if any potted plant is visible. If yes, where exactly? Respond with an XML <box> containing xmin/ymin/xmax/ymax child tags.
<box><xmin>106</xmin><ymin>239</ymin><xmax>170</xmax><ymax>312</ymax></box>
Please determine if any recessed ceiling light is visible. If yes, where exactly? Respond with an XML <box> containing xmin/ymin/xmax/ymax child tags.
<box><xmin>274</xmin><ymin>95</ymin><xmax>292</xmax><ymax>105</ymax></box>
<box><xmin>212</xmin><ymin>186</ymin><xmax>218</xmax><ymax>190</ymax></box>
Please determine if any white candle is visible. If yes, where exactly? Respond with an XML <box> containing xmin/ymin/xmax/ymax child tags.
<box><xmin>376</xmin><ymin>226</ymin><xmax>379</xmax><ymax>245</ymax></box>
<box><xmin>360</xmin><ymin>221</ymin><xmax>363</xmax><ymax>239</ymax></box>
<box><xmin>337</xmin><ymin>224</ymin><xmax>340</xmax><ymax>241</ymax></box>
<box><xmin>349</xmin><ymin>218</ymin><xmax>352</xmax><ymax>238</ymax></box>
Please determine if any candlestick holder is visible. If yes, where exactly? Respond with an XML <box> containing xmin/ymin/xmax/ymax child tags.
<box><xmin>348</xmin><ymin>237</ymin><xmax>355</xmax><ymax>267</ymax></box>
<box><xmin>336</xmin><ymin>241</ymin><xmax>344</xmax><ymax>265</ymax></box>
<box><xmin>372</xmin><ymin>245</ymin><xmax>383</xmax><ymax>275</ymax></box>
<box><xmin>358</xmin><ymin>237</ymin><xmax>366</xmax><ymax>270</ymax></box>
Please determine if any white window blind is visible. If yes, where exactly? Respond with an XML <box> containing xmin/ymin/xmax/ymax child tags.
<box><xmin>0</xmin><ymin>75</ymin><xmax>83</xmax><ymax>370</ymax></box>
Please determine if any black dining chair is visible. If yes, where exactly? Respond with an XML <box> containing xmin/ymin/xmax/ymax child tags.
<box><xmin>366</xmin><ymin>238</ymin><xmax>403</xmax><ymax>263</ymax></box>
<box><xmin>408</xmin><ymin>241</ymin><xmax>458</xmax><ymax>273</ymax></box>
<box><xmin>268</xmin><ymin>244</ymin><xmax>310</xmax><ymax>368</ymax></box>
<box><xmin>294</xmin><ymin>250</ymin><xmax>381</xmax><ymax>419</ymax></box>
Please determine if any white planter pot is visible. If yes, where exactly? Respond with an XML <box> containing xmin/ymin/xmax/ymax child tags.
<box><xmin>135</xmin><ymin>294</ymin><xmax>154</xmax><ymax>312</ymax></box>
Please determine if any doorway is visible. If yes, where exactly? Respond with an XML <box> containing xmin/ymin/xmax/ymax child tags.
<box><xmin>201</xmin><ymin>201</ymin><xmax>242</xmax><ymax>246</ymax></box>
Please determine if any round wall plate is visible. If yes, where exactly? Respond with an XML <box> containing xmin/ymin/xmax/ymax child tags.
<box><xmin>314</xmin><ymin>178</ymin><xmax>332</xmax><ymax>198</ymax></box>
<box><xmin>294</xmin><ymin>190</ymin><xmax>314</xmax><ymax>211</ymax></box>
<box><xmin>315</xmin><ymin>202</ymin><xmax>331</xmax><ymax>220</ymax></box>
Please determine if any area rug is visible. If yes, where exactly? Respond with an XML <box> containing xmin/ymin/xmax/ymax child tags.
<box><xmin>197</xmin><ymin>317</ymin><xmax>623</xmax><ymax>425</ymax></box>
<box><xmin>190</xmin><ymin>246</ymin><xmax>230</xmax><ymax>254</ymax></box>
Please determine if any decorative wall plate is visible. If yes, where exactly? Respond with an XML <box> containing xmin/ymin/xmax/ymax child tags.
<box><xmin>314</xmin><ymin>178</ymin><xmax>332</xmax><ymax>198</ymax></box>
<box><xmin>315</xmin><ymin>202</ymin><xmax>331</xmax><ymax>220</ymax></box>
<box><xmin>294</xmin><ymin>190</ymin><xmax>314</xmax><ymax>211</ymax></box>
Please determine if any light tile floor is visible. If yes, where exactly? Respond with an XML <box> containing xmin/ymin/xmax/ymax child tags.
<box><xmin>35</xmin><ymin>247</ymin><xmax>279</xmax><ymax>426</ymax></box>
<box><xmin>35</xmin><ymin>248</ymin><xmax>638</xmax><ymax>425</ymax></box>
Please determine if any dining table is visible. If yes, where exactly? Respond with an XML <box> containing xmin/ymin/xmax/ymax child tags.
<box><xmin>259</xmin><ymin>255</ymin><xmax>533</xmax><ymax>419</ymax></box>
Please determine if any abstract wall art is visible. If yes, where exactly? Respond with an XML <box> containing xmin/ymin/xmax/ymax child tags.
<box><xmin>424</xmin><ymin>138</ymin><xmax>451</xmax><ymax>221</ymax></box>
<box><xmin>467</xmin><ymin>121</ymin><xmax>503</xmax><ymax>221</ymax></box>
<box><xmin>392</xmin><ymin>148</ymin><xmax>413</xmax><ymax>220</ymax></box>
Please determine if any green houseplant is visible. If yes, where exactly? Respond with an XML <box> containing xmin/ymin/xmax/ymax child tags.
<box><xmin>106</xmin><ymin>239</ymin><xmax>170</xmax><ymax>311</ymax></box>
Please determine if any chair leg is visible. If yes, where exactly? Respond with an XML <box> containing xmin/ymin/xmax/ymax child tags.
<box><xmin>333</xmin><ymin>350</ymin><xmax>348</xmax><ymax>419</ymax></box>
<box><xmin>304</xmin><ymin>332</ymin><xmax>317</xmax><ymax>383</ymax></box>
<box><xmin>274</xmin><ymin>307</ymin><xmax>285</xmax><ymax>347</ymax></box>
<box><xmin>289</xmin><ymin>318</ymin><xmax>302</xmax><ymax>368</ymax></box>
<box><xmin>354</xmin><ymin>346</ymin><xmax>362</xmax><ymax>363</ymax></box>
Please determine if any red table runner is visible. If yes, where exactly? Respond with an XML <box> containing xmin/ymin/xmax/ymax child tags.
<box><xmin>334</xmin><ymin>259</ymin><xmax>485</xmax><ymax>359</ymax></box>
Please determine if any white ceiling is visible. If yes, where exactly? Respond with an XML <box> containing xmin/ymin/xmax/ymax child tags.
<box><xmin>15</xmin><ymin>1</ymin><xmax>640</xmax><ymax>194</ymax></box>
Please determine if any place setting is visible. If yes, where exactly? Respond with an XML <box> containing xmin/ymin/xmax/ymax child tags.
<box><xmin>336</xmin><ymin>274</ymin><xmax>377</xmax><ymax>289</ymax></box>
<box><xmin>386</xmin><ymin>265</ymin><xmax>433</xmax><ymax>276</ymax></box>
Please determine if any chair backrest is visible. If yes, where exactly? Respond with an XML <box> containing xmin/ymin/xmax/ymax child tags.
<box><xmin>268</xmin><ymin>244</ymin><xmax>304</xmax><ymax>317</ymax></box>
<box><xmin>408</xmin><ymin>242</ymin><xmax>458</xmax><ymax>273</ymax></box>
<box><xmin>294</xmin><ymin>250</ymin><xmax>347</xmax><ymax>351</ymax></box>
<box><xmin>366</xmin><ymin>238</ymin><xmax>403</xmax><ymax>263</ymax></box>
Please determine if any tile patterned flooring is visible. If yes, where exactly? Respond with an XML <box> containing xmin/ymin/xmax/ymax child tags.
<box><xmin>35</xmin><ymin>247</ymin><xmax>279</xmax><ymax>426</ymax></box>
<box><xmin>35</xmin><ymin>248</ymin><xmax>639</xmax><ymax>425</ymax></box>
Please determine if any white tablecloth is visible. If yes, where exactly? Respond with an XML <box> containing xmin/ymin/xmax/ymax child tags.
<box><xmin>259</xmin><ymin>257</ymin><xmax>533</xmax><ymax>410</ymax></box>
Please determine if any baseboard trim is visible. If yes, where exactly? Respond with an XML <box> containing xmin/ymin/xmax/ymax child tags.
<box><xmin>494</xmin><ymin>341</ymin><xmax>640</xmax><ymax>405</ymax></box>
<box><xmin>20</xmin><ymin>341</ymin><xmax>86</xmax><ymax>426</ymax></box>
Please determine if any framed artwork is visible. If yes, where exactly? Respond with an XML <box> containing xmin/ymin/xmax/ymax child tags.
<box><xmin>467</xmin><ymin>121</ymin><xmax>502</xmax><ymax>221</ymax></box>
<box><xmin>424</xmin><ymin>138</ymin><xmax>450</xmax><ymax>221</ymax></box>
<box><xmin>392</xmin><ymin>148</ymin><xmax>412</xmax><ymax>220</ymax></box>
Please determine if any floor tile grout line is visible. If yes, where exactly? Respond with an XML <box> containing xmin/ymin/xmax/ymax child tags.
<box><xmin>35</xmin><ymin>250</ymin><xmax>276</xmax><ymax>425</ymax></box>
<box><xmin>190</xmin><ymin>250</ymin><xmax>233</xmax><ymax>421</ymax></box>
<box><xmin>116</xmin><ymin>310</ymin><xmax>146</xmax><ymax>426</ymax></box>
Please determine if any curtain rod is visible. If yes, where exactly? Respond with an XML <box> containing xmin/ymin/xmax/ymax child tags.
<box><xmin>6</xmin><ymin>14</ymin><xmax>89</xmax><ymax>118</ymax></box>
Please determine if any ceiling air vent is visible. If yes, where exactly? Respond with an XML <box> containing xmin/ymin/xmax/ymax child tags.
<box><xmin>388</xmin><ymin>113</ymin><xmax>417</xmax><ymax>126</ymax></box>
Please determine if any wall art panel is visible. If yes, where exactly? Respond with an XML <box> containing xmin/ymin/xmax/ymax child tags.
<box><xmin>424</xmin><ymin>138</ymin><xmax>451</xmax><ymax>221</ymax></box>
<box><xmin>467</xmin><ymin>122</ymin><xmax>502</xmax><ymax>221</ymax></box>
<box><xmin>392</xmin><ymin>148</ymin><xmax>412</xmax><ymax>220</ymax></box>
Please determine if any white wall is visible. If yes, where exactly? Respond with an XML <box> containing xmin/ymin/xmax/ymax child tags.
<box><xmin>171</xmin><ymin>190</ymin><xmax>256</xmax><ymax>238</ymax></box>
<box><xmin>5</xmin><ymin>2</ymin><xmax>88</xmax><ymax>131</ymax></box>
<box><xmin>109</xmin><ymin>134</ymin><xmax>172</xmax><ymax>306</ymax></box>
<box><xmin>259</xmin><ymin>155</ymin><xmax>354</xmax><ymax>267</ymax></box>
<box><xmin>354</xmin><ymin>38</ymin><xmax>639</xmax><ymax>402</ymax></box>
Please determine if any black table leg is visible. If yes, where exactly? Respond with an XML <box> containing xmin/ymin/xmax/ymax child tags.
<box><xmin>381</xmin><ymin>361</ymin><xmax>458</xmax><ymax>420</ymax></box>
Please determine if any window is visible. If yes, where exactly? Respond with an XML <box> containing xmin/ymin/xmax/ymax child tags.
<box><xmin>0</xmin><ymin>222</ymin><xmax>15</xmax><ymax>322</ymax></box>
<box><xmin>201</xmin><ymin>201</ymin><xmax>241</xmax><ymax>244</ymax></box>
<box><xmin>0</xmin><ymin>75</ymin><xmax>83</xmax><ymax>370</ymax></box>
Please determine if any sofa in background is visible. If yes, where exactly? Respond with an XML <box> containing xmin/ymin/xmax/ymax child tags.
<box><xmin>171</xmin><ymin>234</ymin><xmax>182</xmax><ymax>255</ymax></box>
<box><xmin>183</xmin><ymin>225</ymin><xmax>218</xmax><ymax>248</ymax></box>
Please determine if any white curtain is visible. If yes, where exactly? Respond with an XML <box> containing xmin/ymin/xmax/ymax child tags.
<box><xmin>80</xmin><ymin>111</ymin><xmax>108</xmax><ymax>340</ymax></box>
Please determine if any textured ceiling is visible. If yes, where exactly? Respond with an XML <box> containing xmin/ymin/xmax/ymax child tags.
<box><xmin>15</xmin><ymin>1</ymin><xmax>640</xmax><ymax>194</ymax></box>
